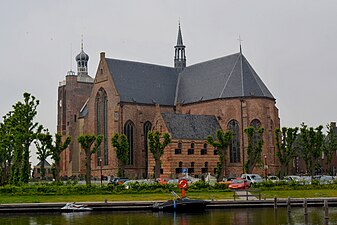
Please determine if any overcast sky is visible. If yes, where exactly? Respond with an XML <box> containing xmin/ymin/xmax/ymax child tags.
<box><xmin>1</xmin><ymin>0</ymin><xmax>337</xmax><ymax>164</ymax></box>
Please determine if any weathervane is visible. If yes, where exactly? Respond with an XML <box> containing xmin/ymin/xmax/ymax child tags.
<box><xmin>237</xmin><ymin>35</ymin><xmax>243</xmax><ymax>53</ymax></box>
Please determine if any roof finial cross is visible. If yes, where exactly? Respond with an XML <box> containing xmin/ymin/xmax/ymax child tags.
<box><xmin>237</xmin><ymin>35</ymin><xmax>243</xmax><ymax>53</ymax></box>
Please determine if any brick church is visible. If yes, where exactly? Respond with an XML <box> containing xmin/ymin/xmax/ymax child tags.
<box><xmin>57</xmin><ymin>25</ymin><xmax>280</xmax><ymax>180</ymax></box>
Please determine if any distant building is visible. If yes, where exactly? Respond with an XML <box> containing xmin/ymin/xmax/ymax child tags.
<box><xmin>57</xmin><ymin>24</ymin><xmax>280</xmax><ymax>179</ymax></box>
<box><xmin>32</xmin><ymin>160</ymin><xmax>53</xmax><ymax>180</ymax></box>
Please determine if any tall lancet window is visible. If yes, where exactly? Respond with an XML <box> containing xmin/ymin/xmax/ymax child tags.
<box><xmin>124</xmin><ymin>120</ymin><xmax>135</xmax><ymax>165</ymax></box>
<box><xmin>95</xmin><ymin>88</ymin><xmax>108</xmax><ymax>165</ymax></box>
<box><xmin>228</xmin><ymin>119</ymin><xmax>240</xmax><ymax>163</ymax></box>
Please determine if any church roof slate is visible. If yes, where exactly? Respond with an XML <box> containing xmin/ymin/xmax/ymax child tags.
<box><xmin>105</xmin><ymin>52</ymin><xmax>274</xmax><ymax>106</ymax></box>
<box><xmin>106</xmin><ymin>58</ymin><xmax>179</xmax><ymax>106</ymax></box>
<box><xmin>161</xmin><ymin>113</ymin><xmax>221</xmax><ymax>140</ymax></box>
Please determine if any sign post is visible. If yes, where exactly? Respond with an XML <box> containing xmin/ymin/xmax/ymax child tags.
<box><xmin>178</xmin><ymin>179</ymin><xmax>188</xmax><ymax>198</ymax></box>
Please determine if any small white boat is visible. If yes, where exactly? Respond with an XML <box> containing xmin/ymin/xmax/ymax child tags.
<box><xmin>61</xmin><ymin>203</ymin><xmax>93</xmax><ymax>212</ymax></box>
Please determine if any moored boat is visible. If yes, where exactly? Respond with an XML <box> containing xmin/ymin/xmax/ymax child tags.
<box><xmin>152</xmin><ymin>198</ymin><xmax>207</xmax><ymax>212</ymax></box>
<box><xmin>61</xmin><ymin>203</ymin><xmax>93</xmax><ymax>212</ymax></box>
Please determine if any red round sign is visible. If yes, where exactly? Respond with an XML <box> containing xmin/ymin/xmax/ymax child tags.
<box><xmin>178</xmin><ymin>179</ymin><xmax>188</xmax><ymax>189</ymax></box>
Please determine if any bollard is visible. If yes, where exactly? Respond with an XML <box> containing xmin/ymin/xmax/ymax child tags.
<box><xmin>104</xmin><ymin>198</ymin><xmax>108</xmax><ymax>204</ymax></box>
<box><xmin>324</xmin><ymin>200</ymin><xmax>329</xmax><ymax>220</ymax></box>
<box><xmin>287</xmin><ymin>196</ymin><xmax>291</xmax><ymax>213</ymax></box>
<box><xmin>264</xmin><ymin>194</ymin><xmax>266</xmax><ymax>201</ymax></box>
<box><xmin>274</xmin><ymin>196</ymin><xmax>277</xmax><ymax>209</ymax></box>
<box><xmin>303</xmin><ymin>198</ymin><xmax>308</xmax><ymax>215</ymax></box>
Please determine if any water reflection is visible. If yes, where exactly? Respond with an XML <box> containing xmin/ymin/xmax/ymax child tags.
<box><xmin>2</xmin><ymin>207</ymin><xmax>337</xmax><ymax>225</ymax></box>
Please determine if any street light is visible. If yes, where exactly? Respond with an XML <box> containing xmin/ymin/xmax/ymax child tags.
<box><xmin>264</xmin><ymin>155</ymin><xmax>267</xmax><ymax>180</ymax></box>
<box><xmin>99</xmin><ymin>157</ymin><xmax>103</xmax><ymax>185</ymax></box>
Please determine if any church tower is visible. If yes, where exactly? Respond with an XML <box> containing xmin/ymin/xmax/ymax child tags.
<box><xmin>76</xmin><ymin>40</ymin><xmax>89</xmax><ymax>76</ymax></box>
<box><xmin>174</xmin><ymin>23</ymin><xmax>186</xmax><ymax>71</ymax></box>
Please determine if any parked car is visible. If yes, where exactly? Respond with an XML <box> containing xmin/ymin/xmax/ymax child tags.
<box><xmin>228</xmin><ymin>178</ymin><xmax>250</xmax><ymax>190</ymax></box>
<box><xmin>156</xmin><ymin>177</ymin><xmax>170</xmax><ymax>185</ymax></box>
<box><xmin>267</xmin><ymin>176</ymin><xmax>280</xmax><ymax>183</ymax></box>
<box><xmin>241</xmin><ymin>174</ymin><xmax>263</xmax><ymax>184</ymax></box>
<box><xmin>313</xmin><ymin>175</ymin><xmax>334</xmax><ymax>184</ymax></box>
<box><xmin>109</xmin><ymin>177</ymin><xmax>129</xmax><ymax>185</ymax></box>
<box><xmin>219</xmin><ymin>177</ymin><xmax>236</xmax><ymax>187</ymax></box>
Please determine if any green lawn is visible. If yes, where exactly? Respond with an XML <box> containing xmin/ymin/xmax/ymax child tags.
<box><xmin>1</xmin><ymin>189</ymin><xmax>337</xmax><ymax>204</ymax></box>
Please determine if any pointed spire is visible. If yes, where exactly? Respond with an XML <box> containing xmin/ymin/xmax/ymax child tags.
<box><xmin>81</xmin><ymin>34</ymin><xmax>84</xmax><ymax>51</ymax></box>
<box><xmin>174</xmin><ymin>21</ymin><xmax>186</xmax><ymax>71</ymax></box>
<box><xmin>176</xmin><ymin>22</ymin><xmax>184</xmax><ymax>46</ymax></box>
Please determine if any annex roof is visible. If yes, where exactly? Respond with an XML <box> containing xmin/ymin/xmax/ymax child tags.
<box><xmin>161</xmin><ymin>113</ymin><xmax>221</xmax><ymax>140</ymax></box>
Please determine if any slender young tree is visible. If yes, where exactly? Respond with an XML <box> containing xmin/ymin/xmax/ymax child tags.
<box><xmin>207</xmin><ymin>129</ymin><xmax>232</xmax><ymax>182</ymax></box>
<box><xmin>275</xmin><ymin>127</ymin><xmax>299</xmax><ymax>179</ymax></box>
<box><xmin>148</xmin><ymin>131</ymin><xmax>171</xmax><ymax>179</ymax></box>
<box><xmin>298</xmin><ymin>124</ymin><xmax>324</xmax><ymax>177</ymax></box>
<box><xmin>3</xmin><ymin>93</ymin><xmax>43</xmax><ymax>184</ymax></box>
<box><xmin>78</xmin><ymin>134</ymin><xmax>103</xmax><ymax>185</ymax></box>
<box><xmin>323</xmin><ymin>123</ymin><xmax>337</xmax><ymax>175</ymax></box>
<box><xmin>34</xmin><ymin>130</ymin><xmax>53</xmax><ymax>180</ymax></box>
<box><xmin>244</xmin><ymin>126</ymin><xmax>264</xmax><ymax>174</ymax></box>
<box><xmin>111</xmin><ymin>133</ymin><xmax>129</xmax><ymax>177</ymax></box>
<box><xmin>0</xmin><ymin>121</ymin><xmax>13</xmax><ymax>185</ymax></box>
<box><xmin>49</xmin><ymin>133</ymin><xmax>71</xmax><ymax>182</ymax></box>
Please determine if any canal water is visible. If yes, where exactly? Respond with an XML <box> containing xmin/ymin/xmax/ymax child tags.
<box><xmin>2</xmin><ymin>207</ymin><xmax>337</xmax><ymax>225</ymax></box>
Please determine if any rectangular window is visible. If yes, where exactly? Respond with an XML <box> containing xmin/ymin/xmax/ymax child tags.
<box><xmin>201</xmin><ymin>168</ymin><xmax>208</xmax><ymax>173</ymax></box>
<box><xmin>201</xmin><ymin>149</ymin><xmax>207</xmax><ymax>155</ymax></box>
<box><xmin>175</xmin><ymin>168</ymin><xmax>182</xmax><ymax>174</ymax></box>
<box><xmin>188</xmin><ymin>149</ymin><xmax>194</xmax><ymax>155</ymax></box>
<box><xmin>214</xmin><ymin>149</ymin><xmax>218</xmax><ymax>155</ymax></box>
<box><xmin>188</xmin><ymin>168</ymin><xmax>194</xmax><ymax>174</ymax></box>
<box><xmin>160</xmin><ymin>168</ymin><xmax>163</xmax><ymax>174</ymax></box>
<box><xmin>175</xmin><ymin>149</ymin><xmax>182</xmax><ymax>154</ymax></box>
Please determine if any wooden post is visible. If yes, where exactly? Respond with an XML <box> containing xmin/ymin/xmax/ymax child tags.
<box><xmin>287</xmin><ymin>197</ymin><xmax>291</xmax><ymax>213</ymax></box>
<box><xmin>246</xmin><ymin>190</ymin><xmax>248</xmax><ymax>201</ymax></box>
<box><xmin>274</xmin><ymin>196</ymin><xmax>277</xmax><ymax>209</ymax></box>
<box><xmin>324</xmin><ymin>200</ymin><xmax>329</xmax><ymax>220</ymax></box>
<box><xmin>264</xmin><ymin>193</ymin><xmax>266</xmax><ymax>201</ymax></box>
<box><xmin>303</xmin><ymin>198</ymin><xmax>308</xmax><ymax>215</ymax></box>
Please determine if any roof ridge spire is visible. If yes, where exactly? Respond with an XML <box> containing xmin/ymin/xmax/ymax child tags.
<box><xmin>81</xmin><ymin>34</ymin><xmax>84</xmax><ymax>51</ymax></box>
<box><xmin>176</xmin><ymin>21</ymin><xmax>184</xmax><ymax>46</ymax></box>
<box><xmin>237</xmin><ymin>35</ymin><xmax>243</xmax><ymax>54</ymax></box>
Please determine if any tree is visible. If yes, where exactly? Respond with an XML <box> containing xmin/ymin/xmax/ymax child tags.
<box><xmin>244</xmin><ymin>126</ymin><xmax>264</xmax><ymax>174</ymax></box>
<box><xmin>34</xmin><ymin>130</ymin><xmax>53</xmax><ymax>180</ymax></box>
<box><xmin>3</xmin><ymin>93</ymin><xmax>43</xmax><ymax>184</ymax></box>
<box><xmin>49</xmin><ymin>133</ymin><xmax>71</xmax><ymax>182</ymax></box>
<box><xmin>324</xmin><ymin>123</ymin><xmax>337</xmax><ymax>175</ymax></box>
<box><xmin>275</xmin><ymin>127</ymin><xmax>299</xmax><ymax>179</ymax></box>
<box><xmin>0</xmin><ymin>120</ymin><xmax>13</xmax><ymax>185</ymax></box>
<box><xmin>78</xmin><ymin>134</ymin><xmax>103</xmax><ymax>185</ymax></box>
<box><xmin>148</xmin><ymin>131</ymin><xmax>171</xmax><ymax>179</ymax></box>
<box><xmin>298</xmin><ymin>124</ymin><xmax>324</xmax><ymax>177</ymax></box>
<box><xmin>207</xmin><ymin>129</ymin><xmax>232</xmax><ymax>182</ymax></box>
<box><xmin>111</xmin><ymin>133</ymin><xmax>129</xmax><ymax>177</ymax></box>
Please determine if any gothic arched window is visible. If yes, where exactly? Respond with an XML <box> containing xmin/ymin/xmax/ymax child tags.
<box><xmin>124</xmin><ymin>120</ymin><xmax>135</xmax><ymax>165</ymax></box>
<box><xmin>228</xmin><ymin>119</ymin><xmax>240</xmax><ymax>163</ymax></box>
<box><xmin>95</xmin><ymin>88</ymin><xmax>108</xmax><ymax>165</ymax></box>
<box><xmin>250</xmin><ymin>119</ymin><xmax>262</xmax><ymax>145</ymax></box>
<box><xmin>143</xmin><ymin>121</ymin><xmax>152</xmax><ymax>177</ymax></box>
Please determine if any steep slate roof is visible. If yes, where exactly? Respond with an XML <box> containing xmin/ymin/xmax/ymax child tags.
<box><xmin>105</xmin><ymin>52</ymin><xmax>274</xmax><ymax>106</ymax></box>
<box><xmin>106</xmin><ymin>58</ymin><xmax>179</xmax><ymax>106</ymax></box>
<box><xmin>161</xmin><ymin>113</ymin><xmax>221</xmax><ymax>140</ymax></box>
<box><xmin>176</xmin><ymin>53</ymin><xmax>274</xmax><ymax>104</ymax></box>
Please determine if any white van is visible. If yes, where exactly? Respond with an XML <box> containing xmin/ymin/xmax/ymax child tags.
<box><xmin>241</xmin><ymin>174</ymin><xmax>263</xmax><ymax>184</ymax></box>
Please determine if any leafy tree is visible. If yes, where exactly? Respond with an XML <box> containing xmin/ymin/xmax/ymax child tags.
<box><xmin>324</xmin><ymin>123</ymin><xmax>337</xmax><ymax>175</ymax></box>
<box><xmin>0</xmin><ymin>120</ymin><xmax>13</xmax><ymax>185</ymax></box>
<box><xmin>298</xmin><ymin>123</ymin><xmax>324</xmax><ymax>177</ymax></box>
<box><xmin>111</xmin><ymin>133</ymin><xmax>129</xmax><ymax>177</ymax></box>
<box><xmin>148</xmin><ymin>131</ymin><xmax>171</xmax><ymax>179</ymax></box>
<box><xmin>34</xmin><ymin>130</ymin><xmax>53</xmax><ymax>180</ymax></box>
<box><xmin>49</xmin><ymin>133</ymin><xmax>71</xmax><ymax>182</ymax></box>
<box><xmin>78</xmin><ymin>134</ymin><xmax>103</xmax><ymax>185</ymax></box>
<box><xmin>207</xmin><ymin>129</ymin><xmax>232</xmax><ymax>182</ymax></box>
<box><xmin>244</xmin><ymin>126</ymin><xmax>264</xmax><ymax>174</ymax></box>
<box><xmin>275</xmin><ymin>127</ymin><xmax>299</xmax><ymax>179</ymax></box>
<box><xmin>3</xmin><ymin>93</ymin><xmax>43</xmax><ymax>184</ymax></box>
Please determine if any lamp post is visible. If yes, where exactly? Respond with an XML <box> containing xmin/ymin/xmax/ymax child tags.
<box><xmin>264</xmin><ymin>155</ymin><xmax>267</xmax><ymax>180</ymax></box>
<box><xmin>99</xmin><ymin>157</ymin><xmax>103</xmax><ymax>185</ymax></box>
